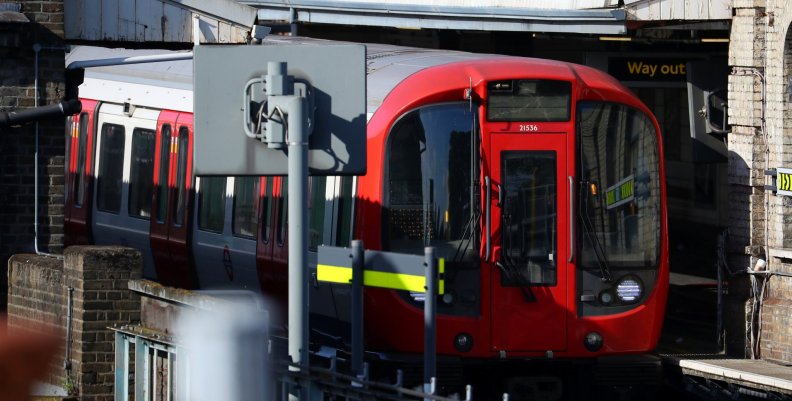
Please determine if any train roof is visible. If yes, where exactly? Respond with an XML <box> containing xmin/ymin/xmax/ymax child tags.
<box><xmin>65</xmin><ymin>36</ymin><xmax>634</xmax><ymax>117</ymax></box>
<box><xmin>66</xmin><ymin>45</ymin><xmax>194</xmax><ymax>112</ymax></box>
<box><xmin>66</xmin><ymin>36</ymin><xmax>494</xmax><ymax>116</ymax></box>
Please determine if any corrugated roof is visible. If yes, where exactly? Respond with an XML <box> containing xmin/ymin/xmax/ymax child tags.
<box><xmin>245</xmin><ymin>0</ymin><xmax>626</xmax><ymax>34</ymax></box>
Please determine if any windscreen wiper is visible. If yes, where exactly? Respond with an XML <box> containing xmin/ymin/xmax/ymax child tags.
<box><xmin>579</xmin><ymin>180</ymin><xmax>613</xmax><ymax>282</ymax></box>
<box><xmin>452</xmin><ymin>209</ymin><xmax>480</xmax><ymax>262</ymax></box>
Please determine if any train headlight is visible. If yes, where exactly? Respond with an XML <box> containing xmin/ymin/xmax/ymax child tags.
<box><xmin>583</xmin><ymin>332</ymin><xmax>603</xmax><ymax>352</ymax></box>
<box><xmin>615</xmin><ymin>276</ymin><xmax>642</xmax><ymax>303</ymax></box>
<box><xmin>454</xmin><ymin>333</ymin><xmax>473</xmax><ymax>352</ymax></box>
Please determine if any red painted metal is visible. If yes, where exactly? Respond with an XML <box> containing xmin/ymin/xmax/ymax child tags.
<box><xmin>64</xmin><ymin>98</ymin><xmax>99</xmax><ymax>246</ymax></box>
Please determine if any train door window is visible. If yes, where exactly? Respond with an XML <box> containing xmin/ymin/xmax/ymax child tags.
<box><xmin>75</xmin><ymin>113</ymin><xmax>89</xmax><ymax>207</ymax></box>
<box><xmin>173</xmin><ymin>126</ymin><xmax>189</xmax><ymax>226</ymax></box>
<box><xmin>65</xmin><ymin>116</ymin><xmax>73</xmax><ymax>204</ymax></box>
<box><xmin>96</xmin><ymin>123</ymin><xmax>125</xmax><ymax>213</ymax></box>
<box><xmin>261</xmin><ymin>178</ymin><xmax>273</xmax><ymax>244</ymax></box>
<box><xmin>577</xmin><ymin>102</ymin><xmax>661</xmax><ymax>269</ymax></box>
<box><xmin>308</xmin><ymin>176</ymin><xmax>327</xmax><ymax>250</ymax></box>
<box><xmin>233</xmin><ymin>176</ymin><xmax>259</xmax><ymax>238</ymax></box>
<box><xmin>335</xmin><ymin>177</ymin><xmax>354</xmax><ymax>247</ymax></box>
<box><xmin>384</xmin><ymin>102</ymin><xmax>478</xmax><ymax>262</ymax></box>
<box><xmin>277</xmin><ymin>178</ymin><xmax>288</xmax><ymax>246</ymax></box>
<box><xmin>156</xmin><ymin>124</ymin><xmax>172</xmax><ymax>223</ymax></box>
<box><xmin>500</xmin><ymin>151</ymin><xmax>557</xmax><ymax>286</ymax></box>
<box><xmin>128</xmin><ymin>128</ymin><xmax>156</xmax><ymax>219</ymax></box>
<box><xmin>198</xmin><ymin>177</ymin><xmax>226</xmax><ymax>232</ymax></box>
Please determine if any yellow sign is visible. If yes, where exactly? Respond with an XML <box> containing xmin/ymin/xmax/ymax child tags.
<box><xmin>779</xmin><ymin>172</ymin><xmax>792</xmax><ymax>192</ymax></box>
<box><xmin>605</xmin><ymin>175</ymin><xmax>635</xmax><ymax>209</ymax></box>
<box><xmin>317</xmin><ymin>258</ymin><xmax>445</xmax><ymax>295</ymax></box>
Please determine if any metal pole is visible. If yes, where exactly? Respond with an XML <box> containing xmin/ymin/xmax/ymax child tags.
<box><xmin>351</xmin><ymin>240</ymin><xmax>364</xmax><ymax>376</ymax></box>
<box><xmin>66</xmin><ymin>52</ymin><xmax>193</xmax><ymax>70</ymax></box>
<box><xmin>284</xmin><ymin>60</ymin><xmax>310</xmax><ymax>399</ymax></box>
<box><xmin>424</xmin><ymin>246</ymin><xmax>437</xmax><ymax>396</ymax></box>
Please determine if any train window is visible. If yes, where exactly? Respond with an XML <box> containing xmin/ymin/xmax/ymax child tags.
<box><xmin>173</xmin><ymin>127</ymin><xmax>189</xmax><ymax>226</ymax></box>
<box><xmin>308</xmin><ymin>176</ymin><xmax>326</xmax><ymax>250</ymax></box>
<box><xmin>128</xmin><ymin>128</ymin><xmax>156</xmax><ymax>219</ymax></box>
<box><xmin>500</xmin><ymin>151</ymin><xmax>557</xmax><ymax>286</ymax></box>
<box><xmin>75</xmin><ymin>113</ymin><xmax>89</xmax><ymax>207</ymax></box>
<box><xmin>156</xmin><ymin>124</ymin><xmax>172</xmax><ymax>223</ymax></box>
<box><xmin>577</xmin><ymin>102</ymin><xmax>661</xmax><ymax>269</ymax></box>
<box><xmin>384</xmin><ymin>102</ymin><xmax>478</xmax><ymax>262</ymax></box>
<box><xmin>487</xmin><ymin>80</ymin><xmax>571</xmax><ymax>122</ymax></box>
<box><xmin>96</xmin><ymin>123</ymin><xmax>125</xmax><ymax>213</ymax></box>
<box><xmin>277</xmin><ymin>178</ymin><xmax>288</xmax><ymax>246</ymax></box>
<box><xmin>233</xmin><ymin>177</ymin><xmax>259</xmax><ymax>238</ymax></box>
<box><xmin>335</xmin><ymin>177</ymin><xmax>354</xmax><ymax>247</ymax></box>
<box><xmin>261</xmin><ymin>178</ymin><xmax>273</xmax><ymax>244</ymax></box>
<box><xmin>198</xmin><ymin>177</ymin><xmax>225</xmax><ymax>232</ymax></box>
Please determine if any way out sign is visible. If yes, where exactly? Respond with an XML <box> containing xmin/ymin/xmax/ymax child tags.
<box><xmin>317</xmin><ymin>245</ymin><xmax>444</xmax><ymax>294</ymax></box>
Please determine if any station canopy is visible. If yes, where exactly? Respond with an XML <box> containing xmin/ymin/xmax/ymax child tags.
<box><xmin>244</xmin><ymin>0</ymin><xmax>628</xmax><ymax>35</ymax></box>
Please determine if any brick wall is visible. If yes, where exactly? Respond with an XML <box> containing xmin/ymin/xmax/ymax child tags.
<box><xmin>727</xmin><ymin>4</ymin><xmax>766</xmax><ymax>358</ymax></box>
<box><xmin>729</xmin><ymin>0</ymin><xmax>792</xmax><ymax>363</ymax></box>
<box><xmin>7</xmin><ymin>246</ymin><xmax>143</xmax><ymax>401</ymax></box>
<box><xmin>0</xmin><ymin>1</ymin><xmax>67</xmax><ymax>309</ymax></box>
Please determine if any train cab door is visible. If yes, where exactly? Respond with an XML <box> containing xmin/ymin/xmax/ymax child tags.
<box><xmin>150</xmin><ymin>111</ymin><xmax>197</xmax><ymax>288</ymax></box>
<box><xmin>65</xmin><ymin>99</ymin><xmax>98</xmax><ymax>245</ymax></box>
<box><xmin>488</xmin><ymin>131</ymin><xmax>569</xmax><ymax>352</ymax></box>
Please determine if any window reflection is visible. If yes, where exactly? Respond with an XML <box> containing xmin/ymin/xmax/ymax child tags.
<box><xmin>500</xmin><ymin>151</ymin><xmax>557</xmax><ymax>286</ymax></box>
<box><xmin>577</xmin><ymin>102</ymin><xmax>660</xmax><ymax>269</ymax></box>
<box><xmin>384</xmin><ymin>103</ymin><xmax>478</xmax><ymax>262</ymax></box>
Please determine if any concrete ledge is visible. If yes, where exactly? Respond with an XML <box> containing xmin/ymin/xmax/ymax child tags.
<box><xmin>678</xmin><ymin>358</ymin><xmax>792</xmax><ymax>394</ymax></box>
<box><xmin>769</xmin><ymin>247</ymin><xmax>792</xmax><ymax>261</ymax></box>
<box><xmin>129</xmin><ymin>279</ymin><xmax>225</xmax><ymax>310</ymax></box>
<box><xmin>129</xmin><ymin>279</ymin><xmax>264</xmax><ymax>310</ymax></box>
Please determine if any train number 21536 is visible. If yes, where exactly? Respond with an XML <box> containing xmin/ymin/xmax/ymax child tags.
<box><xmin>519</xmin><ymin>124</ymin><xmax>539</xmax><ymax>132</ymax></box>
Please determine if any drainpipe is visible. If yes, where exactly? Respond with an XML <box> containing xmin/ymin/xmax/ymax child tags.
<box><xmin>33</xmin><ymin>43</ymin><xmax>68</xmax><ymax>260</ymax></box>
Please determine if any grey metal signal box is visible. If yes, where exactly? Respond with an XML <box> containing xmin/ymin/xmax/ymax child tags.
<box><xmin>193</xmin><ymin>44</ymin><xmax>366</xmax><ymax>176</ymax></box>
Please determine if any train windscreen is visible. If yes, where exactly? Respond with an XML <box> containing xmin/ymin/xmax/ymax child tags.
<box><xmin>577</xmin><ymin>102</ymin><xmax>661</xmax><ymax>270</ymax></box>
<box><xmin>384</xmin><ymin>102</ymin><xmax>479</xmax><ymax>262</ymax></box>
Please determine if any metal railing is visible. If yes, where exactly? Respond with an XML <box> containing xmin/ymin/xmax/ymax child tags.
<box><xmin>113</xmin><ymin>326</ymin><xmax>477</xmax><ymax>401</ymax></box>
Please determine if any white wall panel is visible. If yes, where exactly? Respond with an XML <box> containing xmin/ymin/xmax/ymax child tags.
<box><xmin>119</xmin><ymin>0</ymin><xmax>137</xmax><ymax>41</ymax></box>
<box><xmin>624</xmin><ymin>0</ymin><xmax>731</xmax><ymax>20</ymax></box>
<box><xmin>65</xmin><ymin>0</ymin><xmax>255</xmax><ymax>43</ymax></box>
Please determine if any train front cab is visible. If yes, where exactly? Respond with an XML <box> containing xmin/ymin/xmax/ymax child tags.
<box><xmin>358</xmin><ymin>60</ymin><xmax>668</xmax><ymax>397</ymax></box>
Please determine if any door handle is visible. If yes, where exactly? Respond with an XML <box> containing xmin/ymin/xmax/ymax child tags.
<box><xmin>497</xmin><ymin>183</ymin><xmax>503</xmax><ymax>207</ymax></box>
<box><xmin>568</xmin><ymin>176</ymin><xmax>574</xmax><ymax>263</ymax></box>
<box><xmin>485</xmin><ymin>176</ymin><xmax>491</xmax><ymax>261</ymax></box>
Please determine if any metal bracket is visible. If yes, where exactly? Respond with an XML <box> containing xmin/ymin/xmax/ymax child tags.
<box><xmin>243</xmin><ymin>61</ymin><xmax>314</xmax><ymax>149</ymax></box>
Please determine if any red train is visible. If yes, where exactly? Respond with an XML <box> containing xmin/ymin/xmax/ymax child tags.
<box><xmin>65</xmin><ymin>37</ymin><xmax>668</xmax><ymax>396</ymax></box>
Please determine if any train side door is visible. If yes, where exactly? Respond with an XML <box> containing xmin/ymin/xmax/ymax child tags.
<box><xmin>488</xmin><ymin>132</ymin><xmax>569</xmax><ymax>352</ymax></box>
<box><xmin>91</xmin><ymin>103</ymin><xmax>158</xmax><ymax>278</ymax></box>
<box><xmin>65</xmin><ymin>99</ymin><xmax>98</xmax><ymax>245</ymax></box>
<box><xmin>150</xmin><ymin>111</ymin><xmax>197</xmax><ymax>288</ymax></box>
